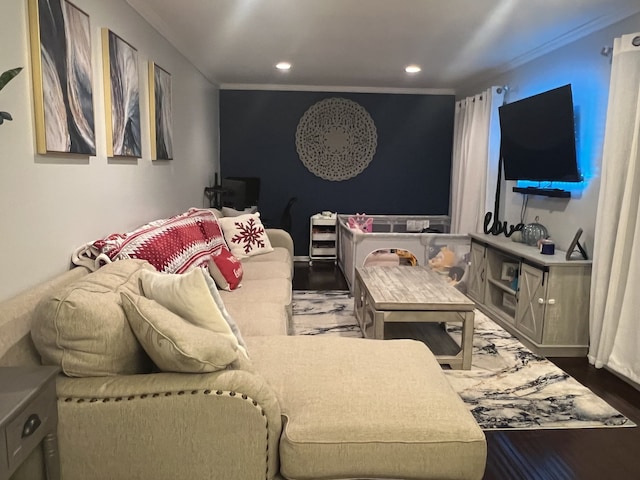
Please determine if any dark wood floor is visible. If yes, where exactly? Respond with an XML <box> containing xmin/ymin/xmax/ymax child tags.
<box><xmin>293</xmin><ymin>261</ymin><xmax>640</xmax><ymax>480</ymax></box>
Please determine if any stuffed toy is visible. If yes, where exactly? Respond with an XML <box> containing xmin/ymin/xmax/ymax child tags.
<box><xmin>428</xmin><ymin>246</ymin><xmax>457</xmax><ymax>273</ymax></box>
<box><xmin>348</xmin><ymin>213</ymin><xmax>373</xmax><ymax>232</ymax></box>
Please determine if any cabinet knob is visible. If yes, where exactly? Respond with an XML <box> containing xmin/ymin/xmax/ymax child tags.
<box><xmin>548</xmin><ymin>298</ymin><xmax>556</xmax><ymax>305</ymax></box>
<box><xmin>22</xmin><ymin>414</ymin><xmax>41</xmax><ymax>438</ymax></box>
<box><xmin>538</xmin><ymin>298</ymin><xmax>545</xmax><ymax>304</ymax></box>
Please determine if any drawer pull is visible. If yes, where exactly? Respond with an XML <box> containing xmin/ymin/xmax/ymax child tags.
<box><xmin>22</xmin><ymin>414</ymin><xmax>42</xmax><ymax>438</ymax></box>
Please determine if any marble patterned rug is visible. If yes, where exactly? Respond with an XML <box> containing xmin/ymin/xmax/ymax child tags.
<box><xmin>292</xmin><ymin>290</ymin><xmax>635</xmax><ymax>431</ymax></box>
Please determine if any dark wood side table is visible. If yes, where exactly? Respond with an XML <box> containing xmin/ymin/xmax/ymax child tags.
<box><xmin>0</xmin><ymin>366</ymin><xmax>60</xmax><ymax>480</ymax></box>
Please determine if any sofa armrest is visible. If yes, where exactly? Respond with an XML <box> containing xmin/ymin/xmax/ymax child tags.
<box><xmin>265</xmin><ymin>228</ymin><xmax>294</xmax><ymax>259</ymax></box>
<box><xmin>56</xmin><ymin>369</ymin><xmax>281</xmax><ymax>480</ymax></box>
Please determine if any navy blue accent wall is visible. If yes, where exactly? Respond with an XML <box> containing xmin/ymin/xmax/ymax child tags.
<box><xmin>219</xmin><ymin>90</ymin><xmax>455</xmax><ymax>256</ymax></box>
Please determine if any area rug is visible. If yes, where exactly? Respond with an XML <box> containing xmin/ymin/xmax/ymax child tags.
<box><xmin>292</xmin><ymin>290</ymin><xmax>636</xmax><ymax>431</ymax></box>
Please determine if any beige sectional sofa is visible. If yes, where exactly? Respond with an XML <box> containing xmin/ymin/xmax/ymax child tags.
<box><xmin>0</xmin><ymin>213</ymin><xmax>486</xmax><ymax>480</ymax></box>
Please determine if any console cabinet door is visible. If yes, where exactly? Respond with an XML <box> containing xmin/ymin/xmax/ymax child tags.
<box><xmin>515</xmin><ymin>263</ymin><xmax>547</xmax><ymax>343</ymax></box>
<box><xmin>467</xmin><ymin>242</ymin><xmax>486</xmax><ymax>303</ymax></box>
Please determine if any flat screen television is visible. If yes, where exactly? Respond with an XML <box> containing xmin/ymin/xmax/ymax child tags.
<box><xmin>226</xmin><ymin>176</ymin><xmax>260</xmax><ymax>207</ymax></box>
<box><xmin>221</xmin><ymin>178</ymin><xmax>247</xmax><ymax>210</ymax></box>
<box><xmin>499</xmin><ymin>84</ymin><xmax>581</xmax><ymax>182</ymax></box>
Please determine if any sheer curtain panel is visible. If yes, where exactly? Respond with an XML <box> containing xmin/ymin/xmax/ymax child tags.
<box><xmin>589</xmin><ymin>32</ymin><xmax>640</xmax><ymax>386</ymax></box>
<box><xmin>450</xmin><ymin>87</ymin><xmax>504</xmax><ymax>234</ymax></box>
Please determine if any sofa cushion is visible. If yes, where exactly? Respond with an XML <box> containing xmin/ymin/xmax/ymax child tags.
<box><xmin>121</xmin><ymin>292</ymin><xmax>238</xmax><ymax>373</ymax></box>
<box><xmin>208</xmin><ymin>247</ymin><xmax>243</xmax><ymax>290</ymax></box>
<box><xmin>224</xmin><ymin>302</ymin><xmax>289</xmax><ymax>336</ymax></box>
<box><xmin>220</xmin><ymin>278</ymin><xmax>292</xmax><ymax>312</ymax></box>
<box><xmin>240</xmin><ymin>261</ymin><xmax>291</xmax><ymax>281</ymax></box>
<box><xmin>246</xmin><ymin>336</ymin><xmax>487</xmax><ymax>480</ymax></box>
<box><xmin>138</xmin><ymin>268</ymin><xmax>247</xmax><ymax>358</ymax></box>
<box><xmin>31</xmin><ymin>260</ymin><xmax>155</xmax><ymax>377</ymax></box>
<box><xmin>221</xmin><ymin>206</ymin><xmax>258</xmax><ymax>216</ymax></box>
<box><xmin>206</xmin><ymin>207</ymin><xmax>223</xmax><ymax>218</ymax></box>
<box><xmin>218</xmin><ymin>213</ymin><xmax>274</xmax><ymax>259</ymax></box>
<box><xmin>240</xmin><ymin>247</ymin><xmax>291</xmax><ymax>266</ymax></box>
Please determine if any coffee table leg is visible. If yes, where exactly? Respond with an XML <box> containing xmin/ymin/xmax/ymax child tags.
<box><xmin>373</xmin><ymin>310</ymin><xmax>385</xmax><ymax>339</ymax></box>
<box><xmin>353</xmin><ymin>275</ymin><xmax>363</xmax><ymax>329</ymax></box>
<box><xmin>461</xmin><ymin>311</ymin><xmax>474</xmax><ymax>370</ymax></box>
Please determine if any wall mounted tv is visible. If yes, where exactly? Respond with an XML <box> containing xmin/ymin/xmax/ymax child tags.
<box><xmin>499</xmin><ymin>84</ymin><xmax>581</xmax><ymax>191</ymax></box>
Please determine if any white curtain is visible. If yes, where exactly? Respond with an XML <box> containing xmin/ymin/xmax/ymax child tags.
<box><xmin>589</xmin><ymin>32</ymin><xmax>640</xmax><ymax>386</ymax></box>
<box><xmin>450</xmin><ymin>86</ymin><xmax>504</xmax><ymax>234</ymax></box>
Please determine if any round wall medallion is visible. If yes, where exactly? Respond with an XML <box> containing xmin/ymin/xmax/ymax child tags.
<box><xmin>295</xmin><ymin>97</ymin><xmax>378</xmax><ymax>181</ymax></box>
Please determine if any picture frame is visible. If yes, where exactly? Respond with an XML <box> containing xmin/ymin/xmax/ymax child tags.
<box><xmin>101</xmin><ymin>28</ymin><xmax>141</xmax><ymax>158</ymax></box>
<box><xmin>566</xmin><ymin>228</ymin><xmax>588</xmax><ymax>260</ymax></box>
<box><xmin>148</xmin><ymin>62</ymin><xmax>173</xmax><ymax>160</ymax></box>
<box><xmin>28</xmin><ymin>0</ymin><xmax>95</xmax><ymax>155</ymax></box>
<box><xmin>502</xmin><ymin>292</ymin><xmax>517</xmax><ymax>312</ymax></box>
<box><xmin>501</xmin><ymin>262</ymin><xmax>519</xmax><ymax>281</ymax></box>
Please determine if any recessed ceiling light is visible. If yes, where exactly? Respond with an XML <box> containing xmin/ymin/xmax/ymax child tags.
<box><xmin>276</xmin><ymin>62</ymin><xmax>291</xmax><ymax>71</ymax></box>
<box><xmin>405</xmin><ymin>65</ymin><xmax>421</xmax><ymax>73</ymax></box>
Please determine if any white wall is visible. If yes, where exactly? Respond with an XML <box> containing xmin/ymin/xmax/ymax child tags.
<box><xmin>459</xmin><ymin>13</ymin><xmax>640</xmax><ymax>253</ymax></box>
<box><xmin>0</xmin><ymin>0</ymin><xmax>219</xmax><ymax>301</ymax></box>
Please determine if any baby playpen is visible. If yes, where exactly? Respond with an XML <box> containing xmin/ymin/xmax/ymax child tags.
<box><xmin>337</xmin><ymin>214</ymin><xmax>471</xmax><ymax>293</ymax></box>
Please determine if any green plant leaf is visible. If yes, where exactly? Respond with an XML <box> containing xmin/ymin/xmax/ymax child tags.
<box><xmin>0</xmin><ymin>67</ymin><xmax>23</xmax><ymax>91</ymax></box>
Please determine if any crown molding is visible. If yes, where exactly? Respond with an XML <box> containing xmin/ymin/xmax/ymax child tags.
<box><xmin>219</xmin><ymin>83</ymin><xmax>455</xmax><ymax>95</ymax></box>
<box><xmin>456</xmin><ymin>6</ymin><xmax>640</xmax><ymax>95</ymax></box>
<box><xmin>500</xmin><ymin>6</ymin><xmax>640</xmax><ymax>74</ymax></box>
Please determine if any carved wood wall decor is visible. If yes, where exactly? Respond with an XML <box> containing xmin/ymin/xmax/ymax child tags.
<box><xmin>295</xmin><ymin>97</ymin><xmax>378</xmax><ymax>181</ymax></box>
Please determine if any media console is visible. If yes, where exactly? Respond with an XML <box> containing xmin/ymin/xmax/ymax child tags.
<box><xmin>467</xmin><ymin>233</ymin><xmax>591</xmax><ymax>356</ymax></box>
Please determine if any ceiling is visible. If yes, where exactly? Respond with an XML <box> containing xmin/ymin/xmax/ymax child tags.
<box><xmin>126</xmin><ymin>0</ymin><xmax>640</xmax><ymax>91</ymax></box>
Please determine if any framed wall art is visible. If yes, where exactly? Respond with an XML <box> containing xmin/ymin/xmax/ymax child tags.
<box><xmin>148</xmin><ymin>62</ymin><xmax>173</xmax><ymax>160</ymax></box>
<box><xmin>101</xmin><ymin>28</ymin><xmax>141</xmax><ymax>158</ymax></box>
<box><xmin>28</xmin><ymin>0</ymin><xmax>96</xmax><ymax>155</ymax></box>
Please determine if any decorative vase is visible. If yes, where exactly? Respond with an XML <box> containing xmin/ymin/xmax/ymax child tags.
<box><xmin>522</xmin><ymin>217</ymin><xmax>548</xmax><ymax>246</ymax></box>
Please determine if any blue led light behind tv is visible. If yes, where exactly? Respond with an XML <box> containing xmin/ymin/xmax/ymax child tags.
<box><xmin>499</xmin><ymin>84</ymin><xmax>581</xmax><ymax>183</ymax></box>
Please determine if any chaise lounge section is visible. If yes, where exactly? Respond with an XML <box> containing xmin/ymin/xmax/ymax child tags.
<box><xmin>0</xmin><ymin>209</ymin><xmax>486</xmax><ymax>480</ymax></box>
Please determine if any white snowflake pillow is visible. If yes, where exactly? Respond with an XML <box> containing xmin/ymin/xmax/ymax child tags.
<box><xmin>218</xmin><ymin>213</ymin><xmax>274</xmax><ymax>258</ymax></box>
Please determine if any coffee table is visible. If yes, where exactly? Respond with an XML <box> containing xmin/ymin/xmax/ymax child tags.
<box><xmin>353</xmin><ymin>266</ymin><xmax>475</xmax><ymax>369</ymax></box>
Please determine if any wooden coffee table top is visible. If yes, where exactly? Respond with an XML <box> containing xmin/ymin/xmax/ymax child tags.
<box><xmin>355</xmin><ymin>266</ymin><xmax>475</xmax><ymax>311</ymax></box>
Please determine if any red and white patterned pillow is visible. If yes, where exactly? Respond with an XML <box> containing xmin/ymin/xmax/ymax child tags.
<box><xmin>207</xmin><ymin>247</ymin><xmax>243</xmax><ymax>291</ymax></box>
<box><xmin>217</xmin><ymin>213</ymin><xmax>274</xmax><ymax>259</ymax></box>
<box><xmin>91</xmin><ymin>209</ymin><xmax>227</xmax><ymax>273</ymax></box>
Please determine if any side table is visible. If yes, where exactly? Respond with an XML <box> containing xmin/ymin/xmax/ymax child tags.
<box><xmin>309</xmin><ymin>212</ymin><xmax>338</xmax><ymax>265</ymax></box>
<box><xmin>0</xmin><ymin>366</ymin><xmax>60</xmax><ymax>480</ymax></box>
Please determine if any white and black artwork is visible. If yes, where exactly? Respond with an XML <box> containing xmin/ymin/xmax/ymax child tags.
<box><xmin>102</xmin><ymin>29</ymin><xmax>141</xmax><ymax>157</ymax></box>
<box><xmin>149</xmin><ymin>62</ymin><xmax>173</xmax><ymax>160</ymax></box>
<box><xmin>29</xmin><ymin>0</ymin><xmax>95</xmax><ymax>154</ymax></box>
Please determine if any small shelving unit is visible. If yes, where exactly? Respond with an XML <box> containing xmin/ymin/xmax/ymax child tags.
<box><xmin>309</xmin><ymin>213</ymin><xmax>337</xmax><ymax>265</ymax></box>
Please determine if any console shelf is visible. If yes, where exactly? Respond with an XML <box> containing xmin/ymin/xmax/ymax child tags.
<box><xmin>486</xmin><ymin>278</ymin><xmax>516</xmax><ymax>296</ymax></box>
<box><xmin>468</xmin><ymin>233</ymin><xmax>592</xmax><ymax>357</ymax></box>
<box><xmin>513</xmin><ymin>186</ymin><xmax>571</xmax><ymax>198</ymax></box>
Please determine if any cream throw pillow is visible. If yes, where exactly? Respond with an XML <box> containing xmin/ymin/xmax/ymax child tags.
<box><xmin>218</xmin><ymin>213</ymin><xmax>274</xmax><ymax>259</ymax></box>
<box><xmin>202</xmin><ymin>271</ymin><xmax>248</xmax><ymax>352</ymax></box>
<box><xmin>139</xmin><ymin>268</ymin><xmax>248</xmax><ymax>358</ymax></box>
<box><xmin>121</xmin><ymin>292</ymin><xmax>238</xmax><ymax>373</ymax></box>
